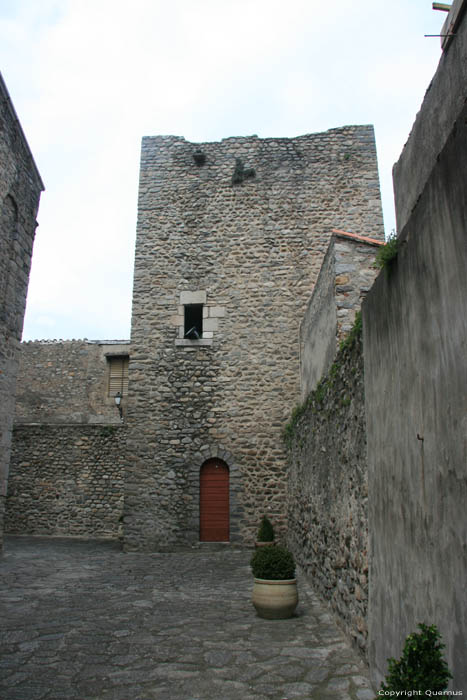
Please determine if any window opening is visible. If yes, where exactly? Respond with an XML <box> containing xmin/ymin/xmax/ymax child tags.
<box><xmin>184</xmin><ymin>304</ymin><xmax>203</xmax><ymax>339</ymax></box>
<box><xmin>108</xmin><ymin>356</ymin><xmax>129</xmax><ymax>397</ymax></box>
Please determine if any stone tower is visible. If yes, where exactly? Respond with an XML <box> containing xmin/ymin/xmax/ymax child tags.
<box><xmin>0</xmin><ymin>73</ymin><xmax>43</xmax><ymax>551</ymax></box>
<box><xmin>124</xmin><ymin>127</ymin><xmax>384</xmax><ymax>551</ymax></box>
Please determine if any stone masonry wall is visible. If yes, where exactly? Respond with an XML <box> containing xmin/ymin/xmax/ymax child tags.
<box><xmin>126</xmin><ymin>126</ymin><xmax>384</xmax><ymax>551</ymax></box>
<box><xmin>287</xmin><ymin>332</ymin><xmax>369</xmax><ymax>654</ymax></box>
<box><xmin>300</xmin><ymin>232</ymin><xmax>381</xmax><ymax>399</ymax></box>
<box><xmin>0</xmin><ymin>73</ymin><xmax>44</xmax><ymax>551</ymax></box>
<box><xmin>15</xmin><ymin>340</ymin><xmax>130</xmax><ymax>425</ymax></box>
<box><xmin>5</xmin><ymin>424</ymin><xmax>125</xmax><ymax>538</ymax></box>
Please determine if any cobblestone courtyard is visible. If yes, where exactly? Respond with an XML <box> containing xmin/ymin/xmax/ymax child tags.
<box><xmin>0</xmin><ymin>537</ymin><xmax>374</xmax><ymax>700</ymax></box>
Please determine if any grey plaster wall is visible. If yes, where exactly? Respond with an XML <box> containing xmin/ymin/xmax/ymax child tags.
<box><xmin>363</xmin><ymin>98</ymin><xmax>467</xmax><ymax>690</ymax></box>
<box><xmin>288</xmin><ymin>333</ymin><xmax>369</xmax><ymax>653</ymax></box>
<box><xmin>5</xmin><ymin>424</ymin><xmax>125</xmax><ymax>538</ymax></box>
<box><xmin>0</xmin><ymin>73</ymin><xmax>43</xmax><ymax>551</ymax></box>
<box><xmin>126</xmin><ymin>127</ymin><xmax>384</xmax><ymax>551</ymax></box>
<box><xmin>392</xmin><ymin>0</ymin><xmax>467</xmax><ymax>232</ymax></box>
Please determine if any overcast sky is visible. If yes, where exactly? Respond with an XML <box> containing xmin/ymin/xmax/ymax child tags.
<box><xmin>1</xmin><ymin>0</ymin><xmax>445</xmax><ymax>341</ymax></box>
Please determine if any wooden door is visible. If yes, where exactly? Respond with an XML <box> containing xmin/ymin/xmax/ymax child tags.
<box><xmin>199</xmin><ymin>459</ymin><xmax>229</xmax><ymax>542</ymax></box>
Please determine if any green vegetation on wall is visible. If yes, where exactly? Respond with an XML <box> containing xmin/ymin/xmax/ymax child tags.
<box><xmin>375</xmin><ymin>231</ymin><xmax>399</xmax><ymax>273</ymax></box>
<box><xmin>283</xmin><ymin>312</ymin><xmax>362</xmax><ymax>448</ymax></box>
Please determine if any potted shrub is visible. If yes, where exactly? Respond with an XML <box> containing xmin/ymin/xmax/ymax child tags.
<box><xmin>250</xmin><ymin>545</ymin><xmax>298</xmax><ymax>619</ymax></box>
<box><xmin>255</xmin><ymin>515</ymin><xmax>275</xmax><ymax>548</ymax></box>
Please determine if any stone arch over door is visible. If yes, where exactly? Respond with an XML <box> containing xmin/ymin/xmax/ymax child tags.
<box><xmin>184</xmin><ymin>444</ymin><xmax>242</xmax><ymax>545</ymax></box>
<box><xmin>199</xmin><ymin>458</ymin><xmax>229</xmax><ymax>542</ymax></box>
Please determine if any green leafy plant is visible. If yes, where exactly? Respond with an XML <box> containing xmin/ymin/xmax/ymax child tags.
<box><xmin>282</xmin><ymin>401</ymin><xmax>308</xmax><ymax>447</ymax></box>
<box><xmin>100</xmin><ymin>425</ymin><xmax>119</xmax><ymax>436</ymax></box>
<box><xmin>257</xmin><ymin>515</ymin><xmax>275</xmax><ymax>542</ymax></box>
<box><xmin>378</xmin><ymin>623</ymin><xmax>452</xmax><ymax>694</ymax></box>
<box><xmin>339</xmin><ymin>310</ymin><xmax>362</xmax><ymax>351</ymax></box>
<box><xmin>250</xmin><ymin>545</ymin><xmax>295</xmax><ymax>580</ymax></box>
<box><xmin>232</xmin><ymin>157</ymin><xmax>255</xmax><ymax>185</ymax></box>
<box><xmin>375</xmin><ymin>231</ymin><xmax>399</xmax><ymax>272</ymax></box>
<box><xmin>283</xmin><ymin>309</ymin><xmax>363</xmax><ymax>448</ymax></box>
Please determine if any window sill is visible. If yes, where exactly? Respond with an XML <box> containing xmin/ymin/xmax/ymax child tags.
<box><xmin>175</xmin><ymin>338</ymin><xmax>213</xmax><ymax>347</ymax></box>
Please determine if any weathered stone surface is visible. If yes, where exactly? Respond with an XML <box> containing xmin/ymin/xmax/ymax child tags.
<box><xmin>126</xmin><ymin>128</ymin><xmax>384</xmax><ymax>551</ymax></box>
<box><xmin>5</xmin><ymin>425</ymin><xmax>125</xmax><ymax>538</ymax></box>
<box><xmin>15</xmin><ymin>340</ymin><xmax>130</xmax><ymax>425</ymax></box>
<box><xmin>0</xmin><ymin>74</ymin><xmax>44</xmax><ymax>551</ymax></box>
<box><xmin>0</xmin><ymin>537</ymin><xmax>374</xmax><ymax>699</ymax></box>
<box><xmin>299</xmin><ymin>232</ymin><xmax>381</xmax><ymax>399</ymax></box>
<box><xmin>287</xmin><ymin>333</ymin><xmax>368</xmax><ymax>654</ymax></box>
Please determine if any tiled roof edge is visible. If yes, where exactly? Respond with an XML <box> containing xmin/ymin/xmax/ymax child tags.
<box><xmin>332</xmin><ymin>229</ymin><xmax>384</xmax><ymax>247</ymax></box>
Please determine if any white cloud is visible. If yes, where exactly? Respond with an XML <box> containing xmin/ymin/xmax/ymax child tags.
<box><xmin>0</xmin><ymin>0</ymin><xmax>446</xmax><ymax>340</ymax></box>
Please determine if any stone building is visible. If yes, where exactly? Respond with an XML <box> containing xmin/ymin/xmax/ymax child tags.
<box><xmin>288</xmin><ymin>0</ymin><xmax>467</xmax><ymax>685</ymax></box>
<box><xmin>0</xmin><ymin>73</ymin><xmax>44</xmax><ymax>551</ymax></box>
<box><xmin>14</xmin><ymin>339</ymin><xmax>130</xmax><ymax>426</ymax></box>
<box><xmin>124</xmin><ymin>127</ymin><xmax>384</xmax><ymax>551</ymax></box>
<box><xmin>288</xmin><ymin>229</ymin><xmax>383</xmax><ymax>655</ymax></box>
<box><xmin>6</xmin><ymin>340</ymin><xmax>129</xmax><ymax>538</ymax></box>
<box><xmin>300</xmin><ymin>229</ymin><xmax>383</xmax><ymax>399</ymax></box>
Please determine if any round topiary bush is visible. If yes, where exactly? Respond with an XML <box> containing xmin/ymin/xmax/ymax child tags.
<box><xmin>257</xmin><ymin>515</ymin><xmax>275</xmax><ymax>542</ymax></box>
<box><xmin>250</xmin><ymin>545</ymin><xmax>295</xmax><ymax>580</ymax></box>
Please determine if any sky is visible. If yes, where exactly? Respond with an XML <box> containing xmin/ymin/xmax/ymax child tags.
<box><xmin>0</xmin><ymin>0</ymin><xmax>446</xmax><ymax>341</ymax></box>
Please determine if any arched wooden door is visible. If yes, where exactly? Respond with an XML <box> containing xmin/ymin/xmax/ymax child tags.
<box><xmin>199</xmin><ymin>458</ymin><xmax>230</xmax><ymax>542</ymax></box>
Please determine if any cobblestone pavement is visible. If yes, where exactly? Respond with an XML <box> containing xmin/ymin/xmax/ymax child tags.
<box><xmin>0</xmin><ymin>537</ymin><xmax>375</xmax><ymax>700</ymax></box>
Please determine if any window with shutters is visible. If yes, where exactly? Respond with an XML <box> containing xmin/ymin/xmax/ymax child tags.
<box><xmin>107</xmin><ymin>355</ymin><xmax>129</xmax><ymax>397</ymax></box>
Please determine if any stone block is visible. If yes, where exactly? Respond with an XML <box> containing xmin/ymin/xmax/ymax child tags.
<box><xmin>208</xmin><ymin>306</ymin><xmax>226</xmax><ymax>318</ymax></box>
<box><xmin>203</xmin><ymin>318</ymin><xmax>218</xmax><ymax>332</ymax></box>
<box><xmin>180</xmin><ymin>291</ymin><xmax>206</xmax><ymax>305</ymax></box>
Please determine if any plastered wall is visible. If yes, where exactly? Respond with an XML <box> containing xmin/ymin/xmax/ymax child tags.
<box><xmin>364</xmin><ymin>24</ymin><xmax>467</xmax><ymax>687</ymax></box>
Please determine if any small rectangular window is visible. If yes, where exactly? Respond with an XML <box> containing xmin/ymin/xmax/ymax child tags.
<box><xmin>184</xmin><ymin>304</ymin><xmax>203</xmax><ymax>339</ymax></box>
<box><xmin>108</xmin><ymin>356</ymin><xmax>129</xmax><ymax>397</ymax></box>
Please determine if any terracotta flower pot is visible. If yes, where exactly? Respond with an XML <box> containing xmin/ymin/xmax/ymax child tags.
<box><xmin>252</xmin><ymin>578</ymin><xmax>298</xmax><ymax>619</ymax></box>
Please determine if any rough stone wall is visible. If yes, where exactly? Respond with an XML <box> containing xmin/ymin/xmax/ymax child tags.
<box><xmin>126</xmin><ymin>126</ymin><xmax>384</xmax><ymax>551</ymax></box>
<box><xmin>0</xmin><ymin>73</ymin><xmax>44</xmax><ymax>551</ymax></box>
<box><xmin>5</xmin><ymin>424</ymin><xmax>125</xmax><ymax>538</ymax></box>
<box><xmin>363</xmin><ymin>82</ymin><xmax>467</xmax><ymax>691</ymax></box>
<box><xmin>287</xmin><ymin>333</ymin><xmax>369</xmax><ymax>654</ymax></box>
<box><xmin>300</xmin><ymin>232</ymin><xmax>381</xmax><ymax>399</ymax></box>
<box><xmin>15</xmin><ymin>340</ymin><xmax>130</xmax><ymax>425</ymax></box>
